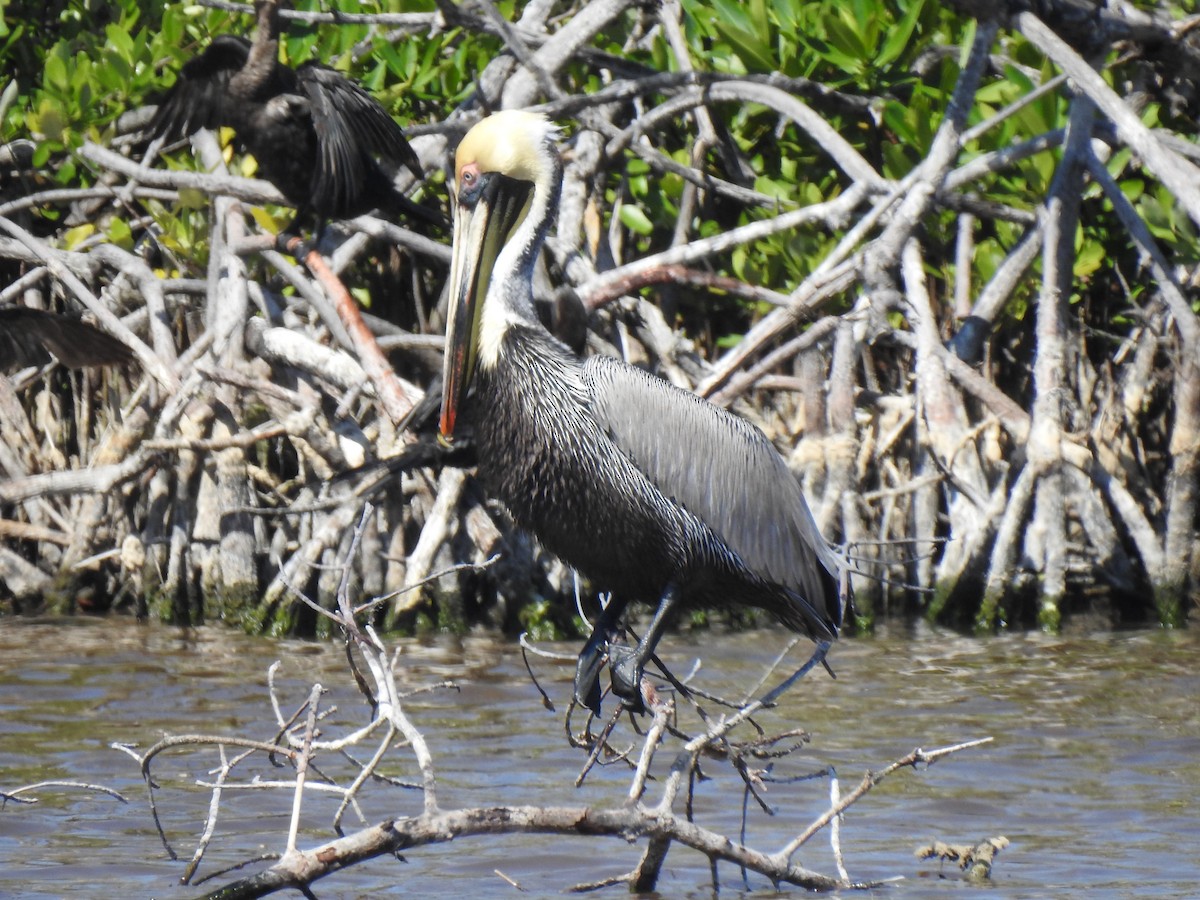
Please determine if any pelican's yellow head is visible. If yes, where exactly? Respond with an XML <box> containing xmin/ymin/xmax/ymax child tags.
<box><xmin>454</xmin><ymin>110</ymin><xmax>557</xmax><ymax>187</ymax></box>
<box><xmin>440</xmin><ymin>111</ymin><xmax>562</xmax><ymax>441</ymax></box>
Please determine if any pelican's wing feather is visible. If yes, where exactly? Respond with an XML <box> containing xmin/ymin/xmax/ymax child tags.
<box><xmin>584</xmin><ymin>353</ymin><xmax>842</xmax><ymax>630</ymax></box>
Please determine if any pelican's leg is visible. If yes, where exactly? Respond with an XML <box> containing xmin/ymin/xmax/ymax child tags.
<box><xmin>608</xmin><ymin>584</ymin><xmax>679</xmax><ymax>713</ymax></box>
<box><xmin>574</xmin><ymin>598</ymin><xmax>624</xmax><ymax>714</ymax></box>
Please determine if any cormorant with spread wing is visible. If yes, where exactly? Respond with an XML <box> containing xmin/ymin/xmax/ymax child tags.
<box><xmin>148</xmin><ymin>0</ymin><xmax>434</xmax><ymax>228</ymax></box>
<box><xmin>439</xmin><ymin>111</ymin><xmax>848</xmax><ymax>713</ymax></box>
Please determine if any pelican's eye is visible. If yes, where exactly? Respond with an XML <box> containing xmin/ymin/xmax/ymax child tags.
<box><xmin>458</xmin><ymin>162</ymin><xmax>484</xmax><ymax>206</ymax></box>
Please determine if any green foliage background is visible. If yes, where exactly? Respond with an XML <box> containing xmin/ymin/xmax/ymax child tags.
<box><xmin>7</xmin><ymin>0</ymin><xmax>1196</xmax><ymax>329</ymax></box>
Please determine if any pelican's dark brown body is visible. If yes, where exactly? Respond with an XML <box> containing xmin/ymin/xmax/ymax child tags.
<box><xmin>472</xmin><ymin>325</ymin><xmax>842</xmax><ymax>641</ymax></box>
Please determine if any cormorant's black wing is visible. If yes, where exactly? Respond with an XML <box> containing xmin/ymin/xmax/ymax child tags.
<box><xmin>296</xmin><ymin>61</ymin><xmax>423</xmax><ymax>212</ymax></box>
<box><xmin>583</xmin><ymin>353</ymin><xmax>843</xmax><ymax>633</ymax></box>
<box><xmin>0</xmin><ymin>308</ymin><xmax>133</xmax><ymax>372</ymax></box>
<box><xmin>149</xmin><ymin>35</ymin><xmax>252</xmax><ymax>141</ymax></box>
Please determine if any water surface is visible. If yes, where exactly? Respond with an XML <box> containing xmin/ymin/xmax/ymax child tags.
<box><xmin>0</xmin><ymin>617</ymin><xmax>1196</xmax><ymax>898</ymax></box>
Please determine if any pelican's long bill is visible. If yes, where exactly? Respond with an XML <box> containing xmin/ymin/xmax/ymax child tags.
<box><xmin>438</xmin><ymin>131</ymin><xmax>535</xmax><ymax>440</ymax></box>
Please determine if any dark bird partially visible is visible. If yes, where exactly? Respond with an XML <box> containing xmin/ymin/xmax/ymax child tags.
<box><xmin>439</xmin><ymin>111</ymin><xmax>849</xmax><ymax>714</ymax></box>
<box><xmin>148</xmin><ymin>0</ymin><xmax>434</xmax><ymax>227</ymax></box>
<box><xmin>0</xmin><ymin>308</ymin><xmax>133</xmax><ymax>373</ymax></box>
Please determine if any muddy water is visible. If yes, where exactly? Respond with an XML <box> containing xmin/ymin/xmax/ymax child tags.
<box><xmin>0</xmin><ymin>617</ymin><xmax>1197</xmax><ymax>898</ymax></box>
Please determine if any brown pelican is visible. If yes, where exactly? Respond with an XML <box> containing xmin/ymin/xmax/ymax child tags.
<box><xmin>148</xmin><ymin>0</ymin><xmax>434</xmax><ymax>227</ymax></box>
<box><xmin>0</xmin><ymin>308</ymin><xmax>133</xmax><ymax>373</ymax></box>
<box><xmin>440</xmin><ymin>111</ymin><xmax>848</xmax><ymax>713</ymax></box>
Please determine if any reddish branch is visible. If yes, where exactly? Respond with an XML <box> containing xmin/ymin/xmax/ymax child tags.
<box><xmin>278</xmin><ymin>236</ymin><xmax>416</xmax><ymax>425</ymax></box>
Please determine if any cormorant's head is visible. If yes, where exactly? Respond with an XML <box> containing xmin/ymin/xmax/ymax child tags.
<box><xmin>440</xmin><ymin>111</ymin><xmax>561</xmax><ymax>440</ymax></box>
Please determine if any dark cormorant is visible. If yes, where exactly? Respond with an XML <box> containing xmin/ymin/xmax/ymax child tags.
<box><xmin>439</xmin><ymin>111</ymin><xmax>848</xmax><ymax>713</ymax></box>
<box><xmin>0</xmin><ymin>308</ymin><xmax>133</xmax><ymax>373</ymax></box>
<box><xmin>148</xmin><ymin>0</ymin><xmax>432</xmax><ymax>227</ymax></box>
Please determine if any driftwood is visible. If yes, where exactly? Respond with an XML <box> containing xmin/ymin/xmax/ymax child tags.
<box><xmin>1</xmin><ymin>0</ymin><xmax>1198</xmax><ymax>637</ymax></box>
<box><xmin>916</xmin><ymin>835</ymin><xmax>1010</xmax><ymax>882</ymax></box>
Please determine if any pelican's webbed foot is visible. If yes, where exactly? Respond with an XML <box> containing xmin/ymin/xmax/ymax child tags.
<box><xmin>574</xmin><ymin>596</ymin><xmax>629</xmax><ymax>715</ymax></box>
<box><xmin>573</xmin><ymin>635</ymin><xmax>608</xmax><ymax>715</ymax></box>
<box><xmin>607</xmin><ymin>642</ymin><xmax>648</xmax><ymax>713</ymax></box>
<box><xmin>574</xmin><ymin>586</ymin><xmax>679</xmax><ymax>716</ymax></box>
<box><xmin>575</xmin><ymin>637</ymin><xmax>650</xmax><ymax>715</ymax></box>
<box><xmin>601</xmin><ymin>584</ymin><xmax>682</xmax><ymax>715</ymax></box>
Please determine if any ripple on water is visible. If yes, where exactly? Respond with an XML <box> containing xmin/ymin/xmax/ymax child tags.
<box><xmin>0</xmin><ymin>618</ymin><xmax>1197</xmax><ymax>898</ymax></box>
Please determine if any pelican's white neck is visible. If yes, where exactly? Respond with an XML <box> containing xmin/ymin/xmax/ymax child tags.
<box><xmin>477</xmin><ymin>128</ymin><xmax>563</xmax><ymax>369</ymax></box>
